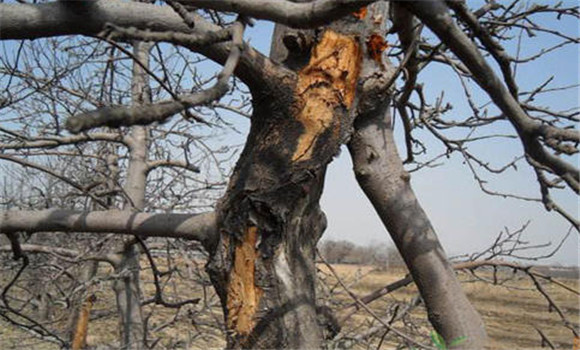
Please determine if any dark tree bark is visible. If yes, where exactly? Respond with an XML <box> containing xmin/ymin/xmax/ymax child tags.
<box><xmin>206</xmin><ymin>11</ymin><xmax>380</xmax><ymax>349</ymax></box>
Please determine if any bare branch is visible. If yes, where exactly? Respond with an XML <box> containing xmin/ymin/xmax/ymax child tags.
<box><xmin>0</xmin><ymin>210</ymin><xmax>217</xmax><ymax>251</ymax></box>
<box><xmin>403</xmin><ymin>0</ymin><xmax>579</xmax><ymax>203</ymax></box>
<box><xmin>176</xmin><ymin>0</ymin><xmax>375</xmax><ymax>28</ymax></box>
<box><xmin>65</xmin><ymin>18</ymin><xmax>246</xmax><ymax>133</ymax></box>
<box><xmin>0</xmin><ymin>0</ymin><xmax>281</xmax><ymax>90</ymax></box>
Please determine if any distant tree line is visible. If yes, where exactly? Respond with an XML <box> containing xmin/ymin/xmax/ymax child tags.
<box><xmin>318</xmin><ymin>239</ymin><xmax>405</xmax><ymax>267</ymax></box>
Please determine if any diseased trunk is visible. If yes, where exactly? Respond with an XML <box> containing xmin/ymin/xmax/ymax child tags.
<box><xmin>67</xmin><ymin>260</ymin><xmax>98</xmax><ymax>345</ymax></box>
<box><xmin>348</xmin><ymin>107</ymin><xmax>487</xmax><ymax>348</ymax></box>
<box><xmin>206</xmin><ymin>5</ymin><xmax>398</xmax><ymax>348</ymax></box>
<box><xmin>207</xmin><ymin>23</ymin><xmax>367</xmax><ymax>349</ymax></box>
<box><xmin>206</xmin><ymin>108</ymin><xmax>328</xmax><ymax>348</ymax></box>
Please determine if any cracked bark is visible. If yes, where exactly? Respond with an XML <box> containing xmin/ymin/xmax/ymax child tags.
<box><xmin>206</xmin><ymin>5</ymin><xmax>392</xmax><ymax>349</ymax></box>
<box><xmin>207</xmin><ymin>37</ymin><xmax>352</xmax><ymax>349</ymax></box>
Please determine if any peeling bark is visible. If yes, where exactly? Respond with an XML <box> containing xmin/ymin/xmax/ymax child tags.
<box><xmin>293</xmin><ymin>30</ymin><xmax>361</xmax><ymax>161</ymax></box>
<box><xmin>207</xmin><ymin>5</ymin><xmax>395</xmax><ymax>349</ymax></box>
<box><xmin>208</xmin><ymin>27</ymin><xmax>363</xmax><ymax>350</ymax></box>
<box><xmin>226</xmin><ymin>226</ymin><xmax>263</xmax><ymax>337</ymax></box>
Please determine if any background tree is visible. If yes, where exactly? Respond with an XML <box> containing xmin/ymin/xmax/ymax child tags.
<box><xmin>0</xmin><ymin>0</ymin><xmax>577</xmax><ymax>349</ymax></box>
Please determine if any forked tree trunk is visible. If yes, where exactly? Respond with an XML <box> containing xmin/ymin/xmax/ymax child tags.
<box><xmin>348</xmin><ymin>106</ymin><xmax>487</xmax><ymax>348</ymax></box>
<box><xmin>207</xmin><ymin>5</ymin><xmax>389</xmax><ymax>349</ymax></box>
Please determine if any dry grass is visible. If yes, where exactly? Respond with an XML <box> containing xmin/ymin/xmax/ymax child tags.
<box><xmin>1</xmin><ymin>261</ymin><xmax>578</xmax><ymax>349</ymax></box>
<box><xmin>323</xmin><ymin>264</ymin><xmax>579</xmax><ymax>350</ymax></box>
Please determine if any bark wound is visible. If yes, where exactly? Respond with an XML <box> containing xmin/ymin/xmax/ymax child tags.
<box><xmin>292</xmin><ymin>30</ymin><xmax>361</xmax><ymax>162</ymax></box>
<box><xmin>366</xmin><ymin>33</ymin><xmax>388</xmax><ymax>66</ymax></box>
<box><xmin>72</xmin><ymin>294</ymin><xmax>96</xmax><ymax>350</ymax></box>
<box><xmin>226</xmin><ymin>226</ymin><xmax>263</xmax><ymax>339</ymax></box>
<box><xmin>352</xmin><ymin>7</ymin><xmax>368</xmax><ymax>20</ymax></box>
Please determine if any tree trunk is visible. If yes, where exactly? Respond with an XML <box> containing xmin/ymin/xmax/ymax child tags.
<box><xmin>206</xmin><ymin>68</ymin><xmax>330</xmax><ymax>350</ymax></box>
<box><xmin>113</xmin><ymin>244</ymin><xmax>145</xmax><ymax>350</ymax></box>
<box><xmin>207</xmin><ymin>26</ymin><xmax>366</xmax><ymax>350</ymax></box>
<box><xmin>348</xmin><ymin>106</ymin><xmax>487</xmax><ymax>348</ymax></box>
<box><xmin>111</xmin><ymin>40</ymin><xmax>152</xmax><ymax>350</ymax></box>
<box><xmin>206</xmin><ymin>4</ymin><xmax>397</xmax><ymax>349</ymax></box>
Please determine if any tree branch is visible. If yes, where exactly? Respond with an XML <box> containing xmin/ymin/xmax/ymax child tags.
<box><xmin>0</xmin><ymin>244</ymin><xmax>119</xmax><ymax>266</ymax></box>
<box><xmin>0</xmin><ymin>0</ymin><xmax>283</xmax><ymax>90</ymax></box>
<box><xmin>402</xmin><ymin>0</ymin><xmax>579</xmax><ymax>195</ymax></box>
<box><xmin>176</xmin><ymin>0</ymin><xmax>375</xmax><ymax>28</ymax></box>
<box><xmin>64</xmin><ymin>17</ymin><xmax>246</xmax><ymax>133</ymax></box>
<box><xmin>0</xmin><ymin>210</ymin><xmax>217</xmax><ymax>252</ymax></box>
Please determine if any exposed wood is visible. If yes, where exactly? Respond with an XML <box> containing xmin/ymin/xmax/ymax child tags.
<box><xmin>293</xmin><ymin>30</ymin><xmax>361</xmax><ymax>161</ymax></box>
<box><xmin>71</xmin><ymin>294</ymin><xmax>96</xmax><ymax>350</ymax></box>
<box><xmin>226</xmin><ymin>226</ymin><xmax>263</xmax><ymax>338</ymax></box>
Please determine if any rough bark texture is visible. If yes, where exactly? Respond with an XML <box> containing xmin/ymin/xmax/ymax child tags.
<box><xmin>207</xmin><ymin>37</ymin><xmax>346</xmax><ymax>349</ymax></box>
<box><xmin>206</xmin><ymin>6</ymin><xmax>394</xmax><ymax>349</ymax></box>
<box><xmin>348</xmin><ymin>107</ymin><xmax>487</xmax><ymax>348</ymax></box>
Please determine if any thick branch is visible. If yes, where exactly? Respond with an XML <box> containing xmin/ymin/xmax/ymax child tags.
<box><xmin>178</xmin><ymin>0</ymin><xmax>375</xmax><ymax>28</ymax></box>
<box><xmin>0</xmin><ymin>1</ymin><xmax>193</xmax><ymax>40</ymax></box>
<box><xmin>0</xmin><ymin>210</ymin><xmax>217</xmax><ymax>252</ymax></box>
<box><xmin>348</xmin><ymin>106</ymin><xmax>487</xmax><ymax>348</ymax></box>
<box><xmin>0</xmin><ymin>0</ymin><xmax>283</xmax><ymax>90</ymax></box>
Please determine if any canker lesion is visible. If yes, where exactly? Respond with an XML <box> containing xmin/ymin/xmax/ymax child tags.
<box><xmin>226</xmin><ymin>226</ymin><xmax>263</xmax><ymax>339</ymax></box>
<box><xmin>292</xmin><ymin>30</ymin><xmax>362</xmax><ymax>162</ymax></box>
<box><xmin>72</xmin><ymin>294</ymin><xmax>97</xmax><ymax>350</ymax></box>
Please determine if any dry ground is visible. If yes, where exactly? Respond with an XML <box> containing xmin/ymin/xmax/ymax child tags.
<box><xmin>321</xmin><ymin>264</ymin><xmax>579</xmax><ymax>350</ymax></box>
<box><xmin>0</xmin><ymin>260</ymin><xmax>578</xmax><ymax>349</ymax></box>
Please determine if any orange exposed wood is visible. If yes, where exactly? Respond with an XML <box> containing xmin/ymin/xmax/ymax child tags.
<box><xmin>72</xmin><ymin>294</ymin><xmax>96</xmax><ymax>350</ymax></box>
<box><xmin>292</xmin><ymin>30</ymin><xmax>362</xmax><ymax>162</ymax></box>
<box><xmin>226</xmin><ymin>226</ymin><xmax>263</xmax><ymax>339</ymax></box>
<box><xmin>352</xmin><ymin>6</ymin><xmax>368</xmax><ymax>19</ymax></box>
<box><xmin>366</xmin><ymin>33</ymin><xmax>389</xmax><ymax>65</ymax></box>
